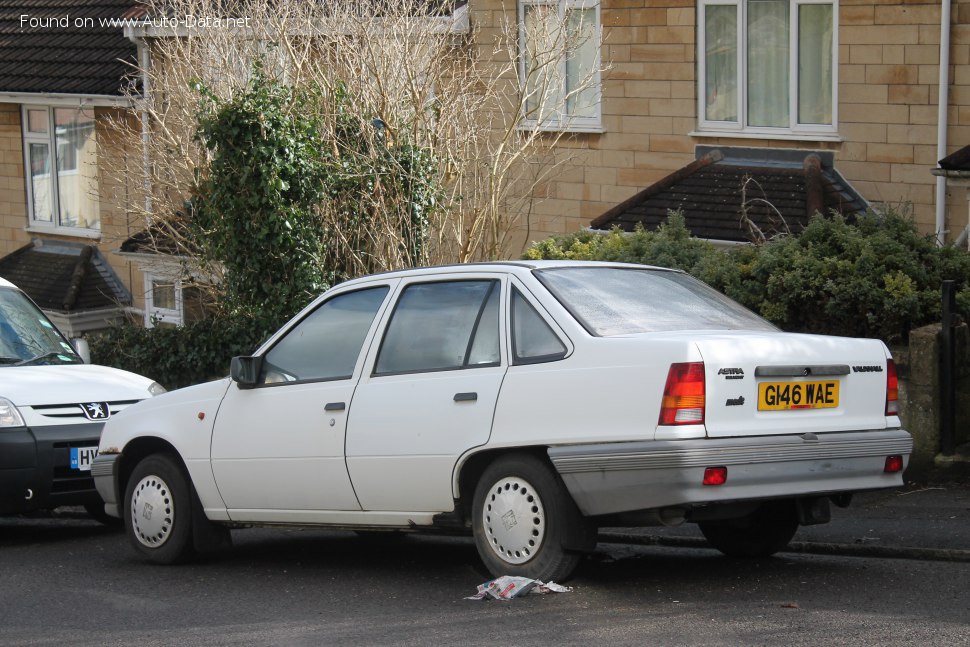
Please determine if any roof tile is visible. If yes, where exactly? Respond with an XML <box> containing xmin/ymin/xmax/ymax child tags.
<box><xmin>591</xmin><ymin>147</ymin><xmax>870</xmax><ymax>243</ymax></box>
<box><xmin>0</xmin><ymin>0</ymin><xmax>137</xmax><ymax>96</ymax></box>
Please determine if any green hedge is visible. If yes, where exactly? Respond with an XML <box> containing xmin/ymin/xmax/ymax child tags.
<box><xmin>524</xmin><ymin>210</ymin><xmax>970</xmax><ymax>343</ymax></box>
<box><xmin>88</xmin><ymin>315</ymin><xmax>269</xmax><ymax>391</ymax></box>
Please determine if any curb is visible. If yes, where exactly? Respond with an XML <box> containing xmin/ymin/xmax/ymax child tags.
<box><xmin>597</xmin><ymin>531</ymin><xmax>970</xmax><ymax>564</ymax></box>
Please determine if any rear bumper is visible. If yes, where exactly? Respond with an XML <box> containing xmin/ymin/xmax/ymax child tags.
<box><xmin>548</xmin><ymin>429</ymin><xmax>913</xmax><ymax>516</ymax></box>
<box><xmin>0</xmin><ymin>423</ymin><xmax>104</xmax><ymax>514</ymax></box>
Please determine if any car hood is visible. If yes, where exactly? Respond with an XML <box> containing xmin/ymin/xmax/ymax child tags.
<box><xmin>0</xmin><ymin>364</ymin><xmax>156</xmax><ymax>406</ymax></box>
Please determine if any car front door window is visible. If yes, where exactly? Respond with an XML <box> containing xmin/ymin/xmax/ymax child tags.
<box><xmin>260</xmin><ymin>286</ymin><xmax>389</xmax><ymax>384</ymax></box>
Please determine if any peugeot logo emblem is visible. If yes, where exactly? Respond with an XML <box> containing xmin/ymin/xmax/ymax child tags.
<box><xmin>80</xmin><ymin>402</ymin><xmax>110</xmax><ymax>420</ymax></box>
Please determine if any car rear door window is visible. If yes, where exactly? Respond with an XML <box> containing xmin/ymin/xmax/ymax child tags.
<box><xmin>511</xmin><ymin>288</ymin><xmax>566</xmax><ymax>364</ymax></box>
<box><xmin>260</xmin><ymin>286</ymin><xmax>389</xmax><ymax>384</ymax></box>
<box><xmin>375</xmin><ymin>281</ymin><xmax>499</xmax><ymax>375</ymax></box>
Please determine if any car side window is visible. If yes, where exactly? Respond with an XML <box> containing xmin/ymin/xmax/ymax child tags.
<box><xmin>511</xmin><ymin>288</ymin><xmax>567</xmax><ymax>364</ymax></box>
<box><xmin>375</xmin><ymin>280</ymin><xmax>499</xmax><ymax>375</ymax></box>
<box><xmin>260</xmin><ymin>286</ymin><xmax>389</xmax><ymax>384</ymax></box>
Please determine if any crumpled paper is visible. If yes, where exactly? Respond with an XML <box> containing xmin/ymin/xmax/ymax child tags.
<box><xmin>465</xmin><ymin>576</ymin><xmax>573</xmax><ymax>600</ymax></box>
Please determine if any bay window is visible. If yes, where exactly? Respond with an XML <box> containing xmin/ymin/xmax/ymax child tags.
<box><xmin>22</xmin><ymin>105</ymin><xmax>101</xmax><ymax>233</ymax></box>
<box><xmin>519</xmin><ymin>0</ymin><xmax>602</xmax><ymax>132</ymax></box>
<box><xmin>698</xmin><ymin>0</ymin><xmax>837</xmax><ymax>137</ymax></box>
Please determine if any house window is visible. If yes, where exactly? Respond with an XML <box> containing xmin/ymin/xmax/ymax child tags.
<box><xmin>519</xmin><ymin>0</ymin><xmax>602</xmax><ymax>132</ymax></box>
<box><xmin>144</xmin><ymin>274</ymin><xmax>183</xmax><ymax>327</ymax></box>
<box><xmin>21</xmin><ymin>106</ymin><xmax>101</xmax><ymax>233</ymax></box>
<box><xmin>698</xmin><ymin>0</ymin><xmax>836</xmax><ymax>137</ymax></box>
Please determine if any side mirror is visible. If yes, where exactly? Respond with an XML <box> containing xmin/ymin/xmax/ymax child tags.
<box><xmin>70</xmin><ymin>338</ymin><xmax>91</xmax><ymax>364</ymax></box>
<box><xmin>230</xmin><ymin>356</ymin><xmax>262</xmax><ymax>389</ymax></box>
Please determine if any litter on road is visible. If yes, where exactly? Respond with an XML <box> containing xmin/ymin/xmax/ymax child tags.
<box><xmin>465</xmin><ymin>576</ymin><xmax>572</xmax><ymax>600</ymax></box>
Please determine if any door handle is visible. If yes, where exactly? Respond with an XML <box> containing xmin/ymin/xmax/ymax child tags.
<box><xmin>324</xmin><ymin>402</ymin><xmax>346</xmax><ymax>412</ymax></box>
<box><xmin>454</xmin><ymin>392</ymin><xmax>477</xmax><ymax>402</ymax></box>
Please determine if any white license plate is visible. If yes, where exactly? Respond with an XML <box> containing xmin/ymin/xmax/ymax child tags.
<box><xmin>70</xmin><ymin>446</ymin><xmax>98</xmax><ymax>471</ymax></box>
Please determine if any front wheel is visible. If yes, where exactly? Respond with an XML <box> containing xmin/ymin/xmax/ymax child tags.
<box><xmin>698</xmin><ymin>502</ymin><xmax>799</xmax><ymax>558</ymax></box>
<box><xmin>472</xmin><ymin>453</ymin><xmax>592</xmax><ymax>582</ymax></box>
<box><xmin>123</xmin><ymin>453</ymin><xmax>195</xmax><ymax>564</ymax></box>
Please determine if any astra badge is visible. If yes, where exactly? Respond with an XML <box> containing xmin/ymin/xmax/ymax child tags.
<box><xmin>81</xmin><ymin>402</ymin><xmax>110</xmax><ymax>420</ymax></box>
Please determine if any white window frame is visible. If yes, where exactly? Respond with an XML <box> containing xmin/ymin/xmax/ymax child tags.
<box><xmin>696</xmin><ymin>0</ymin><xmax>838</xmax><ymax>139</ymax></box>
<box><xmin>518</xmin><ymin>0</ymin><xmax>603</xmax><ymax>133</ymax></box>
<box><xmin>144</xmin><ymin>273</ymin><xmax>184</xmax><ymax>328</ymax></box>
<box><xmin>21</xmin><ymin>105</ymin><xmax>102</xmax><ymax>237</ymax></box>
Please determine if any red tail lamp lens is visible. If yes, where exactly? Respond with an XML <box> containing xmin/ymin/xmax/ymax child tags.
<box><xmin>702</xmin><ymin>466</ymin><xmax>728</xmax><ymax>486</ymax></box>
<box><xmin>886</xmin><ymin>359</ymin><xmax>899</xmax><ymax>416</ymax></box>
<box><xmin>884</xmin><ymin>455</ymin><xmax>904</xmax><ymax>473</ymax></box>
<box><xmin>659</xmin><ymin>362</ymin><xmax>706</xmax><ymax>426</ymax></box>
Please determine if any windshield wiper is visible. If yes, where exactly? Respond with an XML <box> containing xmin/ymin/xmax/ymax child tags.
<box><xmin>13</xmin><ymin>351</ymin><xmax>81</xmax><ymax>366</ymax></box>
<box><xmin>0</xmin><ymin>356</ymin><xmax>23</xmax><ymax>365</ymax></box>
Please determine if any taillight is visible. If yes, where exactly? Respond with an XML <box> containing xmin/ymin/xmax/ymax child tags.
<box><xmin>659</xmin><ymin>362</ymin><xmax>705</xmax><ymax>426</ymax></box>
<box><xmin>886</xmin><ymin>358</ymin><xmax>899</xmax><ymax>416</ymax></box>
<box><xmin>702</xmin><ymin>466</ymin><xmax>727</xmax><ymax>486</ymax></box>
<box><xmin>884</xmin><ymin>455</ymin><xmax>904</xmax><ymax>473</ymax></box>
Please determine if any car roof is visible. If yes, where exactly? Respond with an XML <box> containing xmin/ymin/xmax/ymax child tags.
<box><xmin>0</xmin><ymin>276</ymin><xmax>16</xmax><ymax>290</ymax></box>
<box><xmin>336</xmin><ymin>260</ymin><xmax>678</xmax><ymax>287</ymax></box>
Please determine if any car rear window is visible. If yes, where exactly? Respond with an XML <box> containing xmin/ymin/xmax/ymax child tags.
<box><xmin>534</xmin><ymin>267</ymin><xmax>776</xmax><ymax>336</ymax></box>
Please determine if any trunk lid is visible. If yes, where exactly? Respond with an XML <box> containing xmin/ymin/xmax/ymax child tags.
<box><xmin>694</xmin><ymin>331</ymin><xmax>891</xmax><ymax>438</ymax></box>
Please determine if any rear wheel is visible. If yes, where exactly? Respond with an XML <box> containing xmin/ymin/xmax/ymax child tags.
<box><xmin>699</xmin><ymin>502</ymin><xmax>799</xmax><ymax>558</ymax></box>
<box><xmin>472</xmin><ymin>454</ymin><xmax>591</xmax><ymax>582</ymax></box>
<box><xmin>124</xmin><ymin>453</ymin><xmax>195</xmax><ymax>564</ymax></box>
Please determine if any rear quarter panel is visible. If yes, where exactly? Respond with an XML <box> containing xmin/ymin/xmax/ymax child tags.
<box><xmin>488</xmin><ymin>336</ymin><xmax>701</xmax><ymax>447</ymax></box>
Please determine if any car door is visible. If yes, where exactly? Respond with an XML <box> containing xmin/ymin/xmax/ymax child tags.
<box><xmin>210</xmin><ymin>284</ymin><xmax>393</xmax><ymax>522</ymax></box>
<box><xmin>346</xmin><ymin>276</ymin><xmax>507</xmax><ymax>512</ymax></box>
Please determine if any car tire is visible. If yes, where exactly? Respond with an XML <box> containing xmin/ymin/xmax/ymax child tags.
<box><xmin>84</xmin><ymin>500</ymin><xmax>121</xmax><ymax>527</ymax></box>
<box><xmin>472</xmin><ymin>453</ymin><xmax>590</xmax><ymax>582</ymax></box>
<box><xmin>123</xmin><ymin>453</ymin><xmax>196</xmax><ymax>564</ymax></box>
<box><xmin>698</xmin><ymin>502</ymin><xmax>799</xmax><ymax>558</ymax></box>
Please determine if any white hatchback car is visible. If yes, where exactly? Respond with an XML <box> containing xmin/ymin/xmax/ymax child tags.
<box><xmin>93</xmin><ymin>262</ymin><xmax>911</xmax><ymax>580</ymax></box>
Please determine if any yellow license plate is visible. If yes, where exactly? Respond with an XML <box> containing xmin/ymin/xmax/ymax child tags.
<box><xmin>758</xmin><ymin>380</ymin><xmax>839</xmax><ymax>411</ymax></box>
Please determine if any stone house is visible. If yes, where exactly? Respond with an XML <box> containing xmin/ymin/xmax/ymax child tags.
<box><xmin>0</xmin><ymin>0</ymin><xmax>195</xmax><ymax>333</ymax></box>
<box><xmin>475</xmin><ymin>0</ymin><xmax>970</xmax><ymax>246</ymax></box>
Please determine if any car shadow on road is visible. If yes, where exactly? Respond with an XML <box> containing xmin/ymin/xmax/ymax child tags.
<box><xmin>0</xmin><ymin>514</ymin><xmax>120</xmax><ymax>547</ymax></box>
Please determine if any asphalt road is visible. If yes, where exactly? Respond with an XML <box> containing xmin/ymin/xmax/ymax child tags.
<box><xmin>1</xmin><ymin>511</ymin><xmax>969</xmax><ymax>646</ymax></box>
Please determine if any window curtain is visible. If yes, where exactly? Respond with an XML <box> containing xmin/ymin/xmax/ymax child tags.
<box><xmin>565</xmin><ymin>8</ymin><xmax>597</xmax><ymax>119</ymax></box>
<box><xmin>747</xmin><ymin>0</ymin><xmax>789</xmax><ymax>128</ymax></box>
<box><xmin>704</xmin><ymin>4</ymin><xmax>738</xmax><ymax>122</ymax></box>
<box><xmin>798</xmin><ymin>3</ymin><xmax>833</xmax><ymax>124</ymax></box>
<box><xmin>523</xmin><ymin>4</ymin><xmax>562</xmax><ymax>119</ymax></box>
<box><xmin>53</xmin><ymin>107</ymin><xmax>99</xmax><ymax>230</ymax></box>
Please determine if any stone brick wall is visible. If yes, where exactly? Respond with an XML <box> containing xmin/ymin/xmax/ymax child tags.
<box><xmin>894</xmin><ymin>322</ymin><xmax>970</xmax><ymax>477</ymax></box>
<box><xmin>472</xmin><ymin>0</ymin><xmax>970</xmax><ymax>254</ymax></box>
<box><xmin>0</xmin><ymin>103</ymin><xmax>31</xmax><ymax>256</ymax></box>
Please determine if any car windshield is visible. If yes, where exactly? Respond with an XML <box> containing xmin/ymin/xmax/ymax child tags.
<box><xmin>534</xmin><ymin>267</ymin><xmax>777</xmax><ymax>336</ymax></box>
<box><xmin>0</xmin><ymin>287</ymin><xmax>82</xmax><ymax>366</ymax></box>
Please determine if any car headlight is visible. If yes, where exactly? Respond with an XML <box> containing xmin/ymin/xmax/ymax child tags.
<box><xmin>148</xmin><ymin>382</ymin><xmax>167</xmax><ymax>397</ymax></box>
<box><xmin>0</xmin><ymin>397</ymin><xmax>25</xmax><ymax>428</ymax></box>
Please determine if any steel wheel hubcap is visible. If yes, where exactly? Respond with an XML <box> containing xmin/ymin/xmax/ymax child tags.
<box><xmin>130</xmin><ymin>475</ymin><xmax>174</xmax><ymax>548</ymax></box>
<box><xmin>482</xmin><ymin>476</ymin><xmax>545</xmax><ymax>565</ymax></box>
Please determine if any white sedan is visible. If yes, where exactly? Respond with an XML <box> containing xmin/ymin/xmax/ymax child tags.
<box><xmin>93</xmin><ymin>262</ymin><xmax>911</xmax><ymax>581</ymax></box>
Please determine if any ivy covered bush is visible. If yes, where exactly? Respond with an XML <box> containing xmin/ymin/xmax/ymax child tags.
<box><xmin>89</xmin><ymin>315</ymin><xmax>265</xmax><ymax>390</ymax></box>
<box><xmin>525</xmin><ymin>209</ymin><xmax>970</xmax><ymax>344</ymax></box>
<box><xmin>92</xmin><ymin>68</ymin><xmax>443</xmax><ymax>389</ymax></box>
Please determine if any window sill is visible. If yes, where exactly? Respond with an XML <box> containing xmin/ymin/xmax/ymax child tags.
<box><xmin>689</xmin><ymin>130</ymin><xmax>843</xmax><ymax>143</ymax></box>
<box><xmin>26</xmin><ymin>225</ymin><xmax>101</xmax><ymax>240</ymax></box>
<box><xmin>517</xmin><ymin>122</ymin><xmax>605</xmax><ymax>135</ymax></box>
